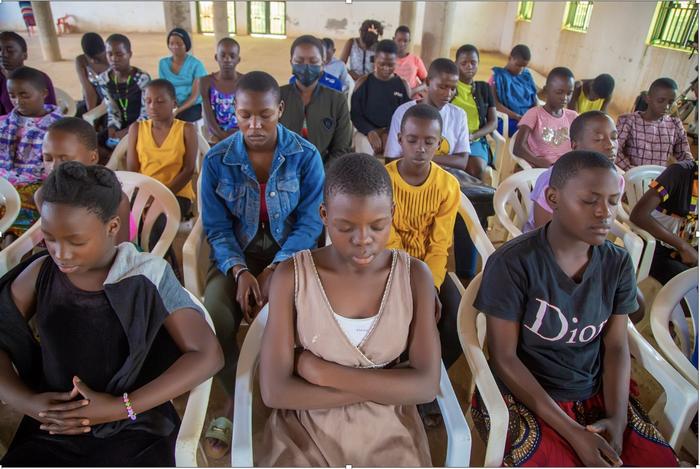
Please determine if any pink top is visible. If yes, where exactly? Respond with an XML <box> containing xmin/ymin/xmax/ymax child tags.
<box><xmin>518</xmin><ymin>106</ymin><xmax>578</xmax><ymax>166</ymax></box>
<box><xmin>394</xmin><ymin>54</ymin><xmax>427</xmax><ymax>90</ymax></box>
<box><xmin>523</xmin><ymin>166</ymin><xmax>625</xmax><ymax>232</ymax></box>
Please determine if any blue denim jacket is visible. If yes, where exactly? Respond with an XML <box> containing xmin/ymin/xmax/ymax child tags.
<box><xmin>201</xmin><ymin>124</ymin><xmax>325</xmax><ymax>275</ymax></box>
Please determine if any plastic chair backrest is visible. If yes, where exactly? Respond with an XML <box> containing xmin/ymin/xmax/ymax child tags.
<box><xmin>0</xmin><ymin>176</ymin><xmax>21</xmax><ymax>233</ymax></box>
<box><xmin>493</xmin><ymin>168</ymin><xmax>547</xmax><ymax>239</ymax></box>
<box><xmin>231</xmin><ymin>305</ymin><xmax>471</xmax><ymax>467</ymax></box>
<box><xmin>507</xmin><ymin>129</ymin><xmax>533</xmax><ymax>171</ymax></box>
<box><xmin>182</xmin><ymin>217</ymin><xmax>210</xmax><ymax>300</ymax></box>
<box><xmin>651</xmin><ymin>267</ymin><xmax>699</xmax><ymax>387</ymax></box>
<box><xmin>622</xmin><ymin>165</ymin><xmax>665</xmax><ymax>214</ymax></box>
<box><xmin>0</xmin><ymin>221</ymin><xmax>43</xmax><ymax>276</ymax></box>
<box><xmin>116</xmin><ymin>171</ymin><xmax>181</xmax><ymax>258</ymax></box>
<box><xmin>106</xmin><ymin>136</ymin><xmax>129</xmax><ymax>171</ymax></box>
<box><xmin>54</xmin><ymin>87</ymin><xmax>76</xmax><ymax>117</ymax></box>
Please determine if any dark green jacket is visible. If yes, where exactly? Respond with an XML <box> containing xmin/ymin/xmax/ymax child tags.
<box><xmin>279</xmin><ymin>83</ymin><xmax>353</xmax><ymax>164</ymax></box>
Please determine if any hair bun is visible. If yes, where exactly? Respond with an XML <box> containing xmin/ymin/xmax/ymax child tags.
<box><xmin>58</xmin><ymin>161</ymin><xmax>89</xmax><ymax>181</ymax></box>
<box><xmin>92</xmin><ymin>166</ymin><xmax>118</xmax><ymax>188</ymax></box>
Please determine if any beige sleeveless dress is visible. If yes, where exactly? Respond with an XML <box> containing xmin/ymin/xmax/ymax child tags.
<box><xmin>257</xmin><ymin>249</ymin><xmax>432</xmax><ymax>467</ymax></box>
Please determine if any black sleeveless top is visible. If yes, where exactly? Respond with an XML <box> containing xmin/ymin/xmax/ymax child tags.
<box><xmin>35</xmin><ymin>258</ymin><xmax>129</xmax><ymax>392</ymax></box>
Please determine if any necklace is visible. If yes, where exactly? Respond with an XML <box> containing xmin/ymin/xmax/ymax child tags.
<box><xmin>112</xmin><ymin>71</ymin><xmax>133</xmax><ymax>124</ymax></box>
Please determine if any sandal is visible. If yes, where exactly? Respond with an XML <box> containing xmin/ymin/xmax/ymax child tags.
<box><xmin>203</xmin><ymin>416</ymin><xmax>232</xmax><ymax>460</ymax></box>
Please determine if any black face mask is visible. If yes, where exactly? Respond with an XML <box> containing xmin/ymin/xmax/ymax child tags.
<box><xmin>361</xmin><ymin>32</ymin><xmax>378</xmax><ymax>47</ymax></box>
<box><xmin>292</xmin><ymin>63</ymin><xmax>322</xmax><ymax>87</ymax></box>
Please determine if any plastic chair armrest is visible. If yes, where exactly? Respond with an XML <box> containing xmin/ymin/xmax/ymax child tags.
<box><xmin>183</xmin><ymin>218</ymin><xmax>205</xmax><ymax>299</ymax></box>
<box><xmin>175</xmin><ymin>378</ymin><xmax>213</xmax><ymax>467</ymax></box>
<box><xmin>627</xmin><ymin>321</ymin><xmax>698</xmax><ymax>452</ymax></box>
<box><xmin>437</xmin><ymin>361</ymin><xmax>472</xmax><ymax>467</ymax></box>
<box><xmin>83</xmin><ymin>101</ymin><xmax>107</xmax><ymax>127</ymax></box>
<box><xmin>231</xmin><ymin>305</ymin><xmax>269</xmax><ymax>467</ymax></box>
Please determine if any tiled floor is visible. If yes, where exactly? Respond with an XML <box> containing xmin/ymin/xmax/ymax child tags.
<box><xmin>0</xmin><ymin>31</ymin><xmax>695</xmax><ymax>466</ymax></box>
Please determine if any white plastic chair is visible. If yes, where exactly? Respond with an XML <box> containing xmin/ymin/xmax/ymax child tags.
<box><xmin>82</xmin><ymin>101</ymin><xmax>107</xmax><ymax>127</ymax></box>
<box><xmin>507</xmin><ymin>129</ymin><xmax>534</xmax><ymax>171</ymax></box>
<box><xmin>483</xmin><ymin>112</ymin><xmax>508</xmax><ymax>188</ymax></box>
<box><xmin>105</xmin><ymin>136</ymin><xmax>129</xmax><ymax>171</ymax></box>
<box><xmin>494</xmin><ymin>169</ymin><xmax>645</xmax><ymax>277</ymax></box>
<box><xmin>0</xmin><ymin>173</ymin><xmax>181</xmax><ymax>276</ymax></box>
<box><xmin>618</xmin><ymin>165</ymin><xmax>665</xmax><ymax>282</ymax></box>
<box><xmin>231</xmin><ymin>304</ymin><xmax>471</xmax><ymax>467</ymax></box>
<box><xmin>493</xmin><ymin>168</ymin><xmax>547</xmax><ymax>239</ymax></box>
<box><xmin>458</xmin><ymin>273</ymin><xmax>699</xmax><ymax>465</ymax></box>
<box><xmin>182</xmin><ymin>217</ymin><xmax>209</xmax><ymax>301</ymax></box>
<box><xmin>0</xmin><ymin>220</ymin><xmax>43</xmax><ymax>276</ymax></box>
<box><xmin>650</xmin><ymin>267</ymin><xmax>699</xmax><ymax>387</ymax></box>
<box><xmin>175</xmin><ymin>291</ymin><xmax>216</xmax><ymax>467</ymax></box>
<box><xmin>54</xmin><ymin>87</ymin><xmax>76</xmax><ymax>117</ymax></box>
<box><xmin>0</xmin><ymin>176</ymin><xmax>21</xmax><ymax>234</ymax></box>
<box><xmin>116</xmin><ymin>171</ymin><xmax>181</xmax><ymax>258</ymax></box>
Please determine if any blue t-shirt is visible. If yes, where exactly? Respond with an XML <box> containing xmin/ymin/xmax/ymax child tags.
<box><xmin>158</xmin><ymin>54</ymin><xmax>208</xmax><ymax>106</ymax></box>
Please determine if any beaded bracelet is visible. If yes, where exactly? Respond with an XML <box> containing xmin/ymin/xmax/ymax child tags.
<box><xmin>122</xmin><ymin>392</ymin><xmax>137</xmax><ymax>421</ymax></box>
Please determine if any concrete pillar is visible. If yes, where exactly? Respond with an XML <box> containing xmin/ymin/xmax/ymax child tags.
<box><xmin>31</xmin><ymin>1</ymin><xmax>61</xmax><ymax>62</ymax></box>
<box><xmin>163</xmin><ymin>1</ymin><xmax>192</xmax><ymax>33</ymax></box>
<box><xmin>398</xmin><ymin>2</ymin><xmax>417</xmax><ymax>34</ymax></box>
<box><xmin>235</xmin><ymin>1</ymin><xmax>249</xmax><ymax>36</ymax></box>
<box><xmin>213</xmin><ymin>1</ymin><xmax>229</xmax><ymax>42</ymax></box>
<box><xmin>420</xmin><ymin>1</ymin><xmax>456</xmax><ymax>66</ymax></box>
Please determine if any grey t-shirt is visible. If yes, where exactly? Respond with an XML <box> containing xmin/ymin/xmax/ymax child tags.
<box><xmin>474</xmin><ymin>225</ymin><xmax>638</xmax><ymax>401</ymax></box>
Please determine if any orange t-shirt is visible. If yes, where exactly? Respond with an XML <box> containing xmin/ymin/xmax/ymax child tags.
<box><xmin>395</xmin><ymin>54</ymin><xmax>427</xmax><ymax>90</ymax></box>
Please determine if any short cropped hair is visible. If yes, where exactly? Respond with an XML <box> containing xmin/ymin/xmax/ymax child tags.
<box><xmin>546</xmin><ymin>66</ymin><xmax>574</xmax><ymax>85</ymax></box>
<box><xmin>41</xmin><ymin>161</ymin><xmax>122</xmax><ymax>222</ymax></box>
<box><xmin>0</xmin><ymin>31</ymin><xmax>27</xmax><ymax>53</ymax></box>
<box><xmin>400</xmin><ymin>103</ymin><xmax>443</xmax><ymax>133</ymax></box>
<box><xmin>550</xmin><ymin>150</ymin><xmax>615</xmax><ymax>190</ymax></box>
<box><xmin>217</xmin><ymin>37</ymin><xmax>240</xmax><ymax>52</ymax></box>
<box><xmin>592</xmin><ymin>73</ymin><xmax>615</xmax><ymax>99</ymax></box>
<box><xmin>375</xmin><ymin>39</ymin><xmax>398</xmax><ymax>55</ymax></box>
<box><xmin>290</xmin><ymin>35</ymin><xmax>324</xmax><ymax>59</ymax></box>
<box><xmin>321</xmin><ymin>37</ymin><xmax>334</xmax><ymax>51</ymax></box>
<box><xmin>8</xmin><ymin>66</ymin><xmax>47</xmax><ymax>92</ymax></box>
<box><xmin>48</xmin><ymin>117</ymin><xmax>99</xmax><ymax>151</ymax></box>
<box><xmin>427</xmin><ymin>58</ymin><xmax>459</xmax><ymax>79</ymax></box>
<box><xmin>395</xmin><ymin>25</ymin><xmax>410</xmax><ymax>36</ymax></box>
<box><xmin>456</xmin><ymin>44</ymin><xmax>480</xmax><ymax>61</ymax></box>
<box><xmin>324</xmin><ymin>153</ymin><xmax>393</xmax><ymax>202</ymax></box>
<box><xmin>81</xmin><ymin>32</ymin><xmax>105</xmax><ymax>58</ymax></box>
<box><xmin>649</xmin><ymin>77</ymin><xmax>678</xmax><ymax>93</ymax></box>
<box><xmin>569</xmin><ymin>110</ymin><xmax>610</xmax><ymax>142</ymax></box>
<box><xmin>510</xmin><ymin>44</ymin><xmax>531</xmax><ymax>61</ymax></box>
<box><xmin>236</xmin><ymin>71</ymin><xmax>281</xmax><ymax>103</ymax></box>
<box><xmin>105</xmin><ymin>33</ymin><xmax>131</xmax><ymax>53</ymax></box>
<box><xmin>146</xmin><ymin>78</ymin><xmax>177</xmax><ymax>101</ymax></box>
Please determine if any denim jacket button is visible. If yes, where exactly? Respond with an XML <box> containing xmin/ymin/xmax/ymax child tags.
<box><xmin>274</xmin><ymin>213</ymin><xmax>280</xmax><ymax>219</ymax></box>
<box><xmin>269</xmin><ymin>191</ymin><xmax>277</xmax><ymax>197</ymax></box>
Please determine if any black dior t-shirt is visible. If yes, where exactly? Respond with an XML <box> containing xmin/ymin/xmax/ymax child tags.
<box><xmin>474</xmin><ymin>224</ymin><xmax>638</xmax><ymax>401</ymax></box>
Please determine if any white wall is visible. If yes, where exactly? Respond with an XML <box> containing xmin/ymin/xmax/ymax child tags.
<box><xmin>0</xmin><ymin>1</ymin><xmax>168</xmax><ymax>32</ymax></box>
<box><xmin>285</xmin><ymin>1</ymin><xmax>400</xmax><ymax>41</ymax></box>
<box><xmin>450</xmin><ymin>2</ymin><xmax>510</xmax><ymax>52</ymax></box>
<box><xmin>499</xmin><ymin>1</ymin><xmax>697</xmax><ymax>114</ymax></box>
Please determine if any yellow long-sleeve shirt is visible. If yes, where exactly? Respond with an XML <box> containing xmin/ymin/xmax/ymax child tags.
<box><xmin>386</xmin><ymin>160</ymin><xmax>461</xmax><ymax>288</ymax></box>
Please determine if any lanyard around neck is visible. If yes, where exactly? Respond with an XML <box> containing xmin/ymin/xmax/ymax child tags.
<box><xmin>112</xmin><ymin>72</ymin><xmax>133</xmax><ymax>120</ymax></box>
